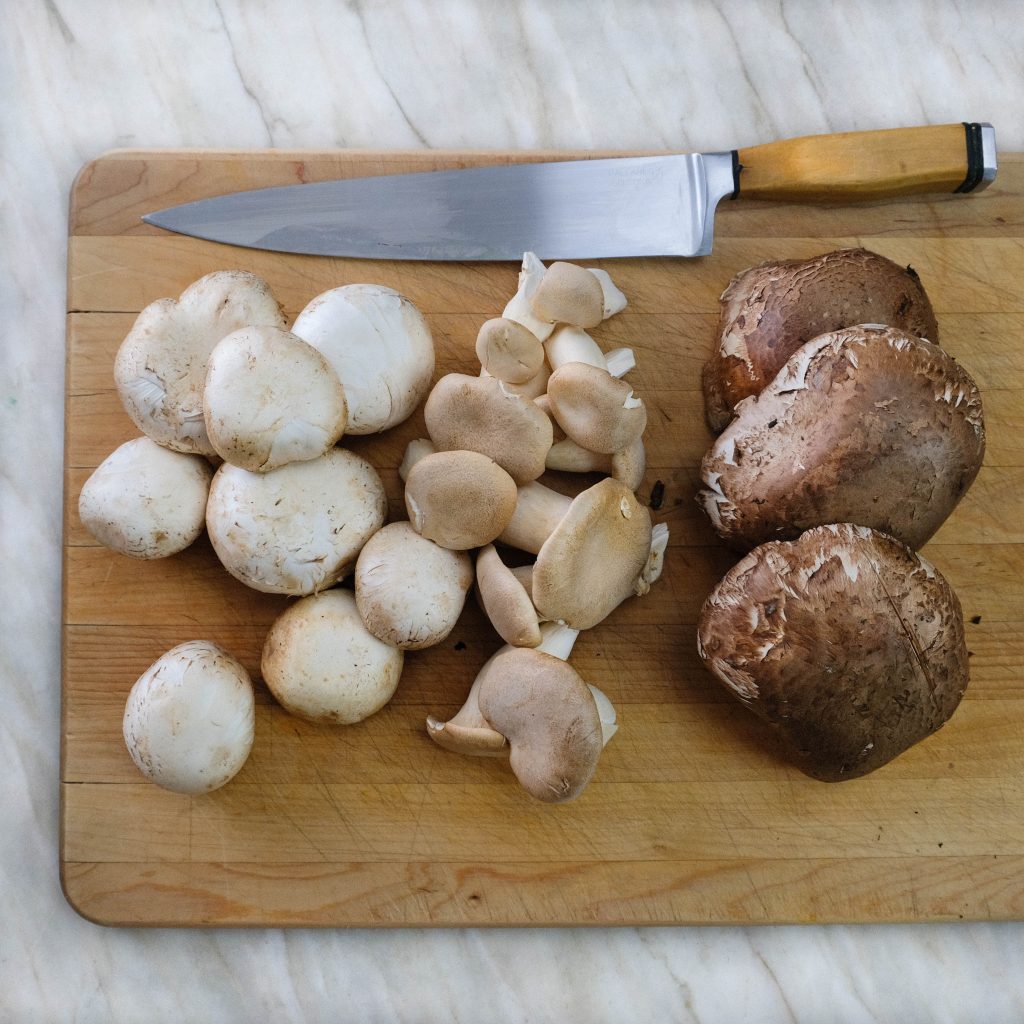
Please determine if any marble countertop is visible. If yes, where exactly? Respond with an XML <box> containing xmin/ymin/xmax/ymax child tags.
<box><xmin>4</xmin><ymin>0</ymin><xmax>1023</xmax><ymax>1020</ymax></box>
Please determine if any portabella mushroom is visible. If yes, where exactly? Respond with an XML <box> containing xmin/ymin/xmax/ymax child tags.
<box><xmin>291</xmin><ymin>283</ymin><xmax>434</xmax><ymax>434</ymax></box>
<box><xmin>262</xmin><ymin>589</ymin><xmax>403</xmax><ymax>724</ymax></box>
<box><xmin>697</xmin><ymin>523</ymin><xmax>969</xmax><ymax>781</ymax></box>
<box><xmin>78</xmin><ymin>437</ymin><xmax>213</xmax><ymax>558</ymax></box>
<box><xmin>423</xmin><ymin>373</ymin><xmax>553</xmax><ymax>484</ymax></box>
<box><xmin>703</xmin><ymin>248</ymin><xmax>939</xmax><ymax>431</ymax></box>
<box><xmin>699</xmin><ymin>325</ymin><xmax>985</xmax><ymax>552</ymax></box>
<box><xmin>404</xmin><ymin>450</ymin><xmax>518</xmax><ymax>550</ymax></box>
<box><xmin>355</xmin><ymin>522</ymin><xmax>474</xmax><ymax>650</ymax></box>
<box><xmin>547</xmin><ymin>361</ymin><xmax>647</xmax><ymax>455</ymax></box>
<box><xmin>475</xmin><ymin>317</ymin><xmax>545</xmax><ymax>384</ymax></box>
<box><xmin>206</xmin><ymin>447</ymin><xmax>387</xmax><ymax>594</ymax></box>
<box><xmin>114</xmin><ymin>270</ymin><xmax>285</xmax><ymax>456</ymax></box>
<box><xmin>122</xmin><ymin>640</ymin><xmax>255</xmax><ymax>794</ymax></box>
<box><xmin>498</xmin><ymin>477</ymin><xmax>652</xmax><ymax>630</ymax></box>
<box><xmin>530</xmin><ymin>261</ymin><xmax>605</xmax><ymax>328</ymax></box>
<box><xmin>202</xmin><ymin>325</ymin><xmax>347</xmax><ymax>472</ymax></box>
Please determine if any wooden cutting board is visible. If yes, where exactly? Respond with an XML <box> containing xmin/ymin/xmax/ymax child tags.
<box><xmin>62</xmin><ymin>149</ymin><xmax>1024</xmax><ymax>927</ymax></box>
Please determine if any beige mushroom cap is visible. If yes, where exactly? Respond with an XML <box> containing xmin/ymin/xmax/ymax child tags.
<box><xmin>355</xmin><ymin>522</ymin><xmax>474</xmax><ymax>650</ymax></box>
<box><xmin>547</xmin><ymin>362</ymin><xmax>647</xmax><ymax>455</ymax></box>
<box><xmin>424</xmin><ymin>373</ymin><xmax>553</xmax><ymax>485</ymax></box>
<box><xmin>476</xmin><ymin>544</ymin><xmax>541</xmax><ymax>648</ymax></box>
<box><xmin>530</xmin><ymin>262</ymin><xmax>605</xmax><ymax>329</ymax></box>
<box><xmin>475</xmin><ymin>318</ymin><xmax>546</xmax><ymax>385</ymax></box>
<box><xmin>533</xmin><ymin>478</ymin><xmax>653</xmax><ymax>629</ymax></box>
<box><xmin>477</xmin><ymin>647</ymin><xmax>603</xmax><ymax>803</ymax></box>
<box><xmin>203</xmin><ymin>325</ymin><xmax>348</xmax><ymax>472</ymax></box>
<box><xmin>404</xmin><ymin>450</ymin><xmax>518</xmax><ymax>550</ymax></box>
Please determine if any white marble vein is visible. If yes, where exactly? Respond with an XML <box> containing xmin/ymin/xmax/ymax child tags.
<box><xmin>3</xmin><ymin>0</ymin><xmax>1024</xmax><ymax>1021</ymax></box>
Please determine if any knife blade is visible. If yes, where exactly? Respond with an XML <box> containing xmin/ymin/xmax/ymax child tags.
<box><xmin>143</xmin><ymin>123</ymin><xmax>997</xmax><ymax>261</ymax></box>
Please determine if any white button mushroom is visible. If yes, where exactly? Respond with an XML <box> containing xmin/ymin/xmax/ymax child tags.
<box><xmin>291</xmin><ymin>284</ymin><xmax>434</xmax><ymax>435</ymax></box>
<box><xmin>114</xmin><ymin>270</ymin><xmax>285</xmax><ymax>456</ymax></box>
<box><xmin>261</xmin><ymin>589</ymin><xmax>404</xmax><ymax>724</ymax></box>
<box><xmin>203</xmin><ymin>325</ymin><xmax>347</xmax><ymax>472</ymax></box>
<box><xmin>122</xmin><ymin>640</ymin><xmax>255</xmax><ymax>794</ymax></box>
<box><xmin>78</xmin><ymin>437</ymin><xmax>213</xmax><ymax>558</ymax></box>
<box><xmin>355</xmin><ymin>522</ymin><xmax>474</xmax><ymax>650</ymax></box>
<box><xmin>206</xmin><ymin>448</ymin><xmax>387</xmax><ymax>595</ymax></box>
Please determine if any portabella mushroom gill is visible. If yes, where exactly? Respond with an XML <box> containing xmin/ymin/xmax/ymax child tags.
<box><xmin>699</xmin><ymin>325</ymin><xmax>985</xmax><ymax>552</ymax></box>
<box><xmin>697</xmin><ymin>524</ymin><xmax>969</xmax><ymax>781</ymax></box>
<box><xmin>702</xmin><ymin>248</ymin><xmax>938</xmax><ymax>431</ymax></box>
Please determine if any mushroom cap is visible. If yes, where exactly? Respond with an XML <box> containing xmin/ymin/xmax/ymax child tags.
<box><xmin>78</xmin><ymin>437</ymin><xmax>213</xmax><ymax>558</ymax></box>
<box><xmin>477</xmin><ymin>647</ymin><xmax>603</xmax><ymax>802</ymax></box>
<box><xmin>122</xmin><ymin>640</ymin><xmax>255</xmax><ymax>794</ymax></box>
<box><xmin>206</xmin><ymin>448</ymin><xmax>387</xmax><ymax>595</ymax></box>
<box><xmin>476</xmin><ymin>544</ymin><xmax>542</xmax><ymax>648</ymax></box>
<box><xmin>424</xmin><ymin>373</ymin><xmax>553</xmax><ymax>485</ymax></box>
<box><xmin>697</xmin><ymin>524</ymin><xmax>969</xmax><ymax>781</ymax></box>
<box><xmin>475</xmin><ymin>317</ymin><xmax>545</xmax><ymax>384</ymax></box>
<box><xmin>533</xmin><ymin>478</ymin><xmax>653</xmax><ymax>630</ymax></box>
<box><xmin>355</xmin><ymin>522</ymin><xmax>474</xmax><ymax>650</ymax></box>
<box><xmin>114</xmin><ymin>271</ymin><xmax>285</xmax><ymax>455</ymax></box>
<box><xmin>261</xmin><ymin>589</ymin><xmax>404</xmax><ymax>724</ymax></box>
<box><xmin>404</xmin><ymin>450</ymin><xmax>518</xmax><ymax>550</ymax></box>
<box><xmin>203</xmin><ymin>325</ymin><xmax>347</xmax><ymax>472</ymax></box>
<box><xmin>703</xmin><ymin>248</ymin><xmax>939</xmax><ymax>431</ymax></box>
<box><xmin>547</xmin><ymin>362</ymin><xmax>647</xmax><ymax>455</ymax></box>
<box><xmin>530</xmin><ymin>261</ymin><xmax>605</xmax><ymax>329</ymax></box>
<box><xmin>699</xmin><ymin>325</ymin><xmax>985</xmax><ymax>552</ymax></box>
<box><xmin>292</xmin><ymin>284</ymin><xmax>434</xmax><ymax>434</ymax></box>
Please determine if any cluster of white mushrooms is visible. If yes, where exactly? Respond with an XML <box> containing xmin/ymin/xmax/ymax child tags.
<box><xmin>81</xmin><ymin>256</ymin><xmax>666</xmax><ymax>803</ymax></box>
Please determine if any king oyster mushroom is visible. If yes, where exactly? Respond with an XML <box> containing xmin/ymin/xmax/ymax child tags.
<box><xmin>206</xmin><ymin>448</ymin><xmax>387</xmax><ymax>595</ymax></box>
<box><xmin>475</xmin><ymin>544</ymin><xmax>542</xmax><ymax>648</ymax></box>
<box><xmin>546</xmin><ymin>361</ymin><xmax>647</xmax><ymax>455</ymax></box>
<box><xmin>697</xmin><ymin>524</ymin><xmax>969</xmax><ymax>781</ymax></box>
<box><xmin>703</xmin><ymin>248</ymin><xmax>939</xmax><ymax>431</ymax></box>
<box><xmin>291</xmin><ymin>284</ymin><xmax>434</xmax><ymax>434</ymax></box>
<box><xmin>530</xmin><ymin>261</ymin><xmax>605</xmax><ymax>328</ymax></box>
<box><xmin>114</xmin><ymin>270</ymin><xmax>285</xmax><ymax>455</ymax></box>
<box><xmin>699</xmin><ymin>325</ymin><xmax>985</xmax><ymax>552</ymax></box>
<box><xmin>475</xmin><ymin>317</ymin><xmax>546</xmax><ymax>384</ymax></box>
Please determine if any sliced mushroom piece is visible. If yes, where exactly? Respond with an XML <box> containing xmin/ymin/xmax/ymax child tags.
<box><xmin>547</xmin><ymin>361</ymin><xmax>647</xmax><ymax>455</ymax></box>
<box><xmin>206</xmin><ymin>448</ymin><xmax>387</xmax><ymax>595</ymax></box>
<box><xmin>79</xmin><ymin>437</ymin><xmax>213</xmax><ymax>558</ymax></box>
<box><xmin>545</xmin><ymin>435</ymin><xmax>646</xmax><ymax>492</ymax></box>
<box><xmin>498</xmin><ymin>478</ymin><xmax>653</xmax><ymax>630</ymax></box>
<box><xmin>698</xmin><ymin>325</ymin><xmax>985</xmax><ymax>551</ymax></box>
<box><xmin>475</xmin><ymin>317</ymin><xmax>545</xmax><ymax>384</ymax></box>
<box><xmin>503</xmin><ymin>251</ymin><xmax>555</xmax><ymax>342</ymax></box>
<box><xmin>203</xmin><ymin>325</ymin><xmax>347</xmax><ymax>472</ymax></box>
<box><xmin>476</xmin><ymin>544</ymin><xmax>542</xmax><ymax>648</ymax></box>
<box><xmin>530</xmin><ymin>261</ymin><xmax>605</xmax><ymax>329</ymax></box>
<box><xmin>355</xmin><ymin>522</ymin><xmax>474</xmax><ymax>650</ymax></box>
<box><xmin>426</xmin><ymin>621</ymin><xmax>579</xmax><ymax>756</ymax></box>
<box><xmin>605</xmin><ymin>347</ymin><xmax>637</xmax><ymax>378</ymax></box>
<box><xmin>697</xmin><ymin>523</ymin><xmax>969</xmax><ymax>781</ymax></box>
<box><xmin>586</xmin><ymin>268</ymin><xmax>628</xmax><ymax>319</ymax></box>
<box><xmin>703</xmin><ymin>248</ymin><xmax>939</xmax><ymax>431</ymax></box>
<box><xmin>424</xmin><ymin>373</ymin><xmax>553</xmax><ymax>484</ymax></box>
<box><xmin>114</xmin><ymin>270</ymin><xmax>285</xmax><ymax>455</ymax></box>
<box><xmin>404</xmin><ymin>450</ymin><xmax>518</xmax><ymax>550</ymax></box>
<box><xmin>477</xmin><ymin>647</ymin><xmax>604</xmax><ymax>802</ymax></box>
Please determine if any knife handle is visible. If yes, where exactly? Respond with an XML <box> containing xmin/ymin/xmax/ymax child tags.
<box><xmin>734</xmin><ymin>123</ymin><xmax>996</xmax><ymax>202</ymax></box>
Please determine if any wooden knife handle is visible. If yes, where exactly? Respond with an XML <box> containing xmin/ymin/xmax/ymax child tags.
<box><xmin>734</xmin><ymin>123</ymin><xmax>996</xmax><ymax>202</ymax></box>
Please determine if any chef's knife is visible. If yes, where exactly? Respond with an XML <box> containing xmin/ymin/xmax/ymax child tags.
<box><xmin>143</xmin><ymin>123</ymin><xmax>997</xmax><ymax>260</ymax></box>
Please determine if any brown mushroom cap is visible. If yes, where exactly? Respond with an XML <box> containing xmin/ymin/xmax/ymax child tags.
<box><xmin>699</xmin><ymin>325</ymin><xmax>985</xmax><ymax>552</ymax></box>
<box><xmin>476</xmin><ymin>544</ymin><xmax>541</xmax><ymax>647</ymax></box>
<box><xmin>424</xmin><ymin>373</ymin><xmax>553</xmax><ymax>484</ymax></box>
<box><xmin>405</xmin><ymin>450</ymin><xmax>517</xmax><ymax>550</ymax></box>
<box><xmin>530</xmin><ymin>262</ymin><xmax>605</xmax><ymax>329</ymax></box>
<box><xmin>477</xmin><ymin>647</ymin><xmax>603</xmax><ymax>802</ymax></box>
<box><xmin>703</xmin><ymin>248</ymin><xmax>939</xmax><ymax>431</ymax></box>
<box><xmin>547</xmin><ymin>362</ymin><xmax>647</xmax><ymax>455</ymax></box>
<box><xmin>697</xmin><ymin>523</ymin><xmax>969</xmax><ymax>781</ymax></box>
<box><xmin>532</xmin><ymin>478</ymin><xmax>653</xmax><ymax>630</ymax></box>
<box><xmin>475</xmin><ymin>318</ymin><xmax>546</xmax><ymax>384</ymax></box>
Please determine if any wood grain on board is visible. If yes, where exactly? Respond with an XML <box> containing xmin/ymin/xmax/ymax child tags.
<box><xmin>62</xmin><ymin>149</ymin><xmax>1024</xmax><ymax>926</ymax></box>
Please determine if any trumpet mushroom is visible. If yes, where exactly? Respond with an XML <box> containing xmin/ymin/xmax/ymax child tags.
<box><xmin>475</xmin><ymin>317</ymin><xmax>545</xmax><ymax>384</ymax></box>
<box><xmin>547</xmin><ymin>361</ymin><xmax>647</xmax><ymax>455</ymax></box>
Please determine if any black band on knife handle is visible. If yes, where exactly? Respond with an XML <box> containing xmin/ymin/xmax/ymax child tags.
<box><xmin>955</xmin><ymin>122</ymin><xmax>985</xmax><ymax>193</ymax></box>
<box><xmin>730</xmin><ymin>150</ymin><xmax>742</xmax><ymax>200</ymax></box>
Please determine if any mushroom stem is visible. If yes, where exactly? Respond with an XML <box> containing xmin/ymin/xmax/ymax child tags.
<box><xmin>605</xmin><ymin>347</ymin><xmax>636</xmax><ymax>378</ymax></box>
<box><xmin>587</xmin><ymin>269</ymin><xmax>628</xmax><ymax>319</ymax></box>
<box><xmin>480</xmin><ymin>363</ymin><xmax>551</xmax><ymax>400</ymax></box>
<box><xmin>588</xmin><ymin>685</ymin><xmax>619</xmax><ymax>744</ymax></box>
<box><xmin>534</xmin><ymin>620</ymin><xmax>580</xmax><ymax>660</ymax></box>
<box><xmin>502</xmin><ymin>252</ymin><xmax>555</xmax><ymax>342</ymax></box>
<box><xmin>398</xmin><ymin>438</ymin><xmax>436</xmax><ymax>482</ymax></box>
<box><xmin>546</xmin><ymin>436</ymin><xmax>646</xmax><ymax>492</ymax></box>
<box><xmin>497</xmin><ymin>482</ymin><xmax>573</xmax><ymax>555</ymax></box>
<box><xmin>509</xmin><ymin>564</ymin><xmax>534</xmax><ymax>592</ymax></box>
<box><xmin>634</xmin><ymin>522</ymin><xmax>670</xmax><ymax>596</ymax></box>
<box><xmin>544</xmin><ymin>326</ymin><xmax>607</xmax><ymax>372</ymax></box>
